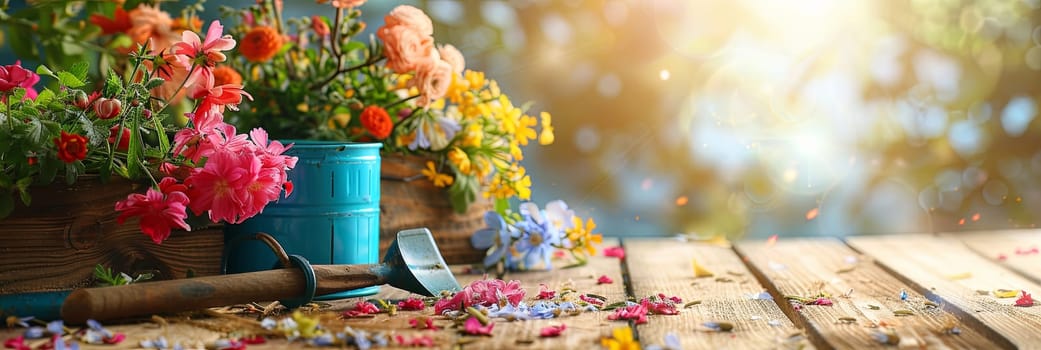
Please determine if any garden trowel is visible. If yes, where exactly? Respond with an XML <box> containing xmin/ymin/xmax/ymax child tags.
<box><xmin>60</xmin><ymin>228</ymin><xmax>461</xmax><ymax>323</ymax></box>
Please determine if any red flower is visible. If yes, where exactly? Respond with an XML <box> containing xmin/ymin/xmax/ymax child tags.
<box><xmin>398</xmin><ymin>297</ymin><xmax>426</xmax><ymax>311</ymax></box>
<box><xmin>90</xmin><ymin>7</ymin><xmax>132</xmax><ymax>35</ymax></box>
<box><xmin>241</xmin><ymin>335</ymin><xmax>266</xmax><ymax>344</ymax></box>
<box><xmin>115</xmin><ymin>177</ymin><xmax>192</xmax><ymax>244</ymax></box>
<box><xmin>359</xmin><ymin>106</ymin><xmax>393</xmax><ymax>139</ymax></box>
<box><xmin>311</xmin><ymin>16</ymin><xmax>330</xmax><ymax>36</ymax></box>
<box><xmin>341</xmin><ymin>301</ymin><xmax>381</xmax><ymax>318</ymax></box>
<box><xmin>1016</xmin><ymin>290</ymin><xmax>1034</xmax><ymax>307</ymax></box>
<box><xmin>640</xmin><ymin>298</ymin><xmax>679</xmax><ymax>315</ymax></box>
<box><xmin>0</xmin><ymin>61</ymin><xmax>39</xmax><ymax>94</ymax></box>
<box><xmin>409</xmin><ymin>317</ymin><xmax>440</xmax><ymax>330</ymax></box>
<box><xmin>539</xmin><ymin>324</ymin><xmax>566</xmax><ymax>338</ymax></box>
<box><xmin>53</xmin><ymin>131</ymin><xmax>88</xmax><ymax>163</ymax></box>
<box><xmin>108</xmin><ymin>125</ymin><xmax>131</xmax><ymax>152</ymax></box>
<box><xmin>597</xmin><ymin>275</ymin><xmax>614</xmax><ymax>284</ymax></box>
<box><xmin>536</xmin><ymin>284</ymin><xmax>556</xmax><ymax>300</ymax></box>
<box><xmin>4</xmin><ymin>335</ymin><xmax>30</xmax><ymax>350</ymax></box>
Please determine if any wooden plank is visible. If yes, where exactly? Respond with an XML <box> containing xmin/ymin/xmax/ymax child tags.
<box><xmin>737</xmin><ymin>238</ymin><xmax>1002</xmax><ymax>349</ymax></box>
<box><xmin>625</xmin><ymin>238</ymin><xmax>809</xmax><ymax>349</ymax></box>
<box><xmin>330</xmin><ymin>238</ymin><xmax>628</xmax><ymax>349</ymax></box>
<box><xmin>949</xmin><ymin>229</ymin><xmax>1041</xmax><ymax>284</ymax></box>
<box><xmin>847</xmin><ymin>234</ymin><xmax>1041</xmax><ymax>348</ymax></box>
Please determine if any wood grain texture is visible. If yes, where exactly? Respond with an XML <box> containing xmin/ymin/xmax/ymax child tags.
<box><xmin>330</xmin><ymin>238</ymin><xmax>628</xmax><ymax>349</ymax></box>
<box><xmin>737</xmin><ymin>238</ymin><xmax>1000</xmax><ymax>349</ymax></box>
<box><xmin>847</xmin><ymin>234</ymin><xmax>1041</xmax><ymax>348</ymax></box>
<box><xmin>379</xmin><ymin>154</ymin><xmax>492</xmax><ymax>265</ymax></box>
<box><xmin>949</xmin><ymin>229</ymin><xmax>1041</xmax><ymax>284</ymax></box>
<box><xmin>625</xmin><ymin>238</ymin><xmax>809</xmax><ymax>349</ymax></box>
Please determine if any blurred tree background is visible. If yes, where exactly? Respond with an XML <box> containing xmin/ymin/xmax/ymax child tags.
<box><xmin>4</xmin><ymin>0</ymin><xmax>1041</xmax><ymax>238</ymax></box>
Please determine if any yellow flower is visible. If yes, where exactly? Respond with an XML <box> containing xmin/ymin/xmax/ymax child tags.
<box><xmin>602</xmin><ymin>326</ymin><xmax>641</xmax><ymax>350</ymax></box>
<box><xmin>464</xmin><ymin>70</ymin><xmax>486</xmax><ymax>89</ymax></box>
<box><xmin>461</xmin><ymin>123</ymin><xmax>483</xmax><ymax>148</ymax></box>
<box><xmin>396</xmin><ymin>131</ymin><xmax>416</xmax><ymax>148</ymax></box>
<box><xmin>566</xmin><ymin>216</ymin><xmax>603</xmax><ymax>256</ymax></box>
<box><xmin>445</xmin><ymin>74</ymin><xmax>470</xmax><ymax>104</ymax></box>
<box><xmin>290</xmin><ymin>311</ymin><xmax>322</xmax><ymax>339</ymax></box>
<box><xmin>327</xmin><ymin>113</ymin><xmax>351</xmax><ymax>130</ymax></box>
<box><xmin>539</xmin><ymin>111</ymin><xmax>555</xmax><ymax>145</ymax></box>
<box><xmin>448</xmin><ymin>147</ymin><xmax>471</xmax><ymax>174</ymax></box>
<box><xmin>517</xmin><ymin>114</ymin><xmax>538</xmax><ymax>146</ymax></box>
<box><xmin>421</xmin><ymin>161</ymin><xmax>454</xmax><ymax>187</ymax></box>
<box><xmin>395</xmin><ymin>74</ymin><xmax>413</xmax><ymax>89</ymax></box>
<box><xmin>344</xmin><ymin>89</ymin><xmax>355</xmax><ymax>98</ymax></box>
<box><xmin>509</xmin><ymin>140</ymin><xmax>524</xmax><ymax>161</ymax></box>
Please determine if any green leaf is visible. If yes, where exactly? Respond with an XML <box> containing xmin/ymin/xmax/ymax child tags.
<box><xmin>57</xmin><ymin>71</ymin><xmax>85</xmax><ymax>88</ymax></box>
<box><xmin>104</xmin><ymin>71</ymin><xmax>123</xmax><ymax>97</ymax></box>
<box><xmin>35</xmin><ymin>89</ymin><xmax>55</xmax><ymax>105</ymax></box>
<box><xmin>69</xmin><ymin>61</ymin><xmax>89</xmax><ymax>81</ymax></box>
<box><xmin>24</xmin><ymin>119</ymin><xmax>44</xmax><ymax>145</ymax></box>
<box><xmin>11</xmin><ymin>88</ymin><xmax>26</xmax><ymax>102</ymax></box>
<box><xmin>35</xmin><ymin>64</ymin><xmax>55</xmax><ymax>77</ymax></box>
<box><xmin>145</xmin><ymin>78</ymin><xmax>166</xmax><ymax>89</ymax></box>
<box><xmin>15</xmin><ymin>177</ymin><xmax>32</xmax><ymax>206</ymax></box>
<box><xmin>126</xmin><ymin>117</ymin><xmax>143</xmax><ymax>179</ymax></box>
<box><xmin>65</xmin><ymin>161</ymin><xmax>80</xmax><ymax>185</ymax></box>
<box><xmin>0</xmin><ymin>192</ymin><xmax>13</xmax><ymax>219</ymax></box>
<box><xmin>39</xmin><ymin>158</ymin><xmax>59</xmax><ymax>184</ymax></box>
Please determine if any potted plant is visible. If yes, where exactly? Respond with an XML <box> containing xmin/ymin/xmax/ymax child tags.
<box><xmin>0</xmin><ymin>10</ymin><xmax>295</xmax><ymax>297</ymax></box>
<box><xmin>217</xmin><ymin>1</ymin><xmax>557</xmax><ymax>267</ymax></box>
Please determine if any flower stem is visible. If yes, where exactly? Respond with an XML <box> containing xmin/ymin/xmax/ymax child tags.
<box><xmin>155</xmin><ymin>65</ymin><xmax>199</xmax><ymax>117</ymax></box>
<box><xmin>385</xmin><ymin>94</ymin><xmax>420</xmax><ymax>109</ymax></box>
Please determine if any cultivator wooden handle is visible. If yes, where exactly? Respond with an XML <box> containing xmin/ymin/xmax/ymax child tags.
<box><xmin>61</xmin><ymin>264</ymin><xmax>382</xmax><ymax>323</ymax></box>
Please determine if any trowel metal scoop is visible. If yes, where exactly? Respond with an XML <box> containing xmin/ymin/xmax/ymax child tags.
<box><xmin>61</xmin><ymin>228</ymin><xmax>461</xmax><ymax>323</ymax></box>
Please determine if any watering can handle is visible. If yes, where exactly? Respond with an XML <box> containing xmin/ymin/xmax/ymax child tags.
<box><xmin>60</xmin><ymin>263</ymin><xmax>385</xmax><ymax>324</ymax></box>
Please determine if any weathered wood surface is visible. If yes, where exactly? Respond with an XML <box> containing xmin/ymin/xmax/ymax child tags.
<box><xmin>847</xmin><ymin>234</ymin><xmax>1041</xmax><ymax>348</ymax></box>
<box><xmin>0</xmin><ymin>225</ymin><xmax>223</xmax><ymax>294</ymax></box>
<box><xmin>737</xmin><ymin>238</ymin><xmax>1001</xmax><ymax>349</ymax></box>
<box><xmin>9</xmin><ymin>234</ymin><xmax>1041</xmax><ymax>349</ymax></box>
<box><xmin>626</xmin><ymin>238</ymin><xmax>809</xmax><ymax>349</ymax></box>
<box><xmin>951</xmin><ymin>229</ymin><xmax>1041</xmax><ymax>284</ymax></box>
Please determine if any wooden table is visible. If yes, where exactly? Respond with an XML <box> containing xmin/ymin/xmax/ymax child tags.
<box><xmin>3</xmin><ymin>232</ymin><xmax>1041</xmax><ymax>349</ymax></box>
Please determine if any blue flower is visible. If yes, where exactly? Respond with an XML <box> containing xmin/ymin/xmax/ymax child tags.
<box><xmin>645</xmin><ymin>332</ymin><xmax>682</xmax><ymax>350</ymax></box>
<box><xmin>408</xmin><ymin>120</ymin><xmax>431</xmax><ymax>151</ymax></box>
<box><xmin>24</xmin><ymin>326</ymin><xmax>45</xmax><ymax>339</ymax></box>
<box><xmin>488</xmin><ymin>302</ymin><xmax>531</xmax><ymax>320</ymax></box>
<box><xmin>436</xmin><ymin>115</ymin><xmax>461</xmax><ymax>141</ymax></box>
<box><xmin>512</xmin><ymin>203</ymin><xmax>562</xmax><ymax>269</ymax></box>
<box><xmin>529</xmin><ymin>302</ymin><xmax>560</xmax><ymax>319</ymax></box>
<box><xmin>140</xmin><ymin>337</ymin><xmax>170</xmax><ymax>349</ymax></box>
<box><xmin>471</xmin><ymin>211</ymin><xmax>519</xmax><ymax>268</ymax></box>
<box><xmin>46</xmin><ymin>320</ymin><xmax>64</xmax><ymax>335</ymax></box>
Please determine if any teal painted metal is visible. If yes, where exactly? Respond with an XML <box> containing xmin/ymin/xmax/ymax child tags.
<box><xmin>223</xmin><ymin>141</ymin><xmax>382</xmax><ymax>299</ymax></box>
<box><xmin>0</xmin><ymin>290</ymin><xmax>70</xmax><ymax>320</ymax></box>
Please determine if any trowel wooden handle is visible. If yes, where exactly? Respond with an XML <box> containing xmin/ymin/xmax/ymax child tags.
<box><xmin>61</xmin><ymin>265</ymin><xmax>383</xmax><ymax>323</ymax></box>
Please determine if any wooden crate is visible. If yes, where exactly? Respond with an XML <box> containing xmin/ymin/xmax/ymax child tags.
<box><xmin>0</xmin><ymin>178</ymin><xmax>223</xmax><ymax>294</ymax></box>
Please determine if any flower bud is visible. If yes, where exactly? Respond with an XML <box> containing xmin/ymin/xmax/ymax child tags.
<box><xmin>94</xmin><ymin>98</ymin><xmax>122</xmax><ymax>120</ymax></box>
<box><xmin>143</xmin><ymin>109</ymin><xmax>153</xmax><ymax>120</ymax></box>
<box><xmin>71</xmin><ymin>90</ymin><xmax>89</xmax><ymax>110</ymax></box>
<box><xmin>108</xmin><ymin>125</ymin><xmax>131</xmax><ymax>152</ymax></box>
<box><xmin>348</xmin><ymin>101</ymin><xmax>364</xmax><ymax>110</ymax></box>
<box><xmin>131</xmin><ymin>98</ymin><xmax>141</xmax><ymax>107</ymax></box>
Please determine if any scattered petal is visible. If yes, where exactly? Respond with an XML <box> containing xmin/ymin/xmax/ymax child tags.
<box><xmin>767</xmin><ymin>319</ymin><xmax>783</xmax><ymax>327</ymax></box>
<box><xmin>994</xmin><ymin>289</ymin><xmax>1019</xmax><ymax>298</ymax></box>
<box><xmin>747</xmin><ymin>290</ymin><xmax>773</xmax><ymax>300</ymax></box>
<box><xmin>597</xmin><ymin>275</ymin><xmax>614</xmax><ymax>284</ymax></box>
<box><xmin>702</xmin><ymin>321</ymin><xmax>734</xmax><ymax>332</ymax></box>
<box><xmin>409</xmin><ymin>317</ymin><xmax>441</xmax><ymax>330</ymax></box>
<box><xmin>462</xmin><ymin>317</ymin><xmax>494</xmax><ymax>336</ymax></box>
<box><xmin>603</xmin><ymin>246</ymin><xmax>625</xmax><ymax>259</ymax></box>
<box><xmin>536</xmin><ymin>284</ymin><xmax>556</xmax><ymax>300</ymax></box>
<box><xmin>608</xmin><ymin>304</ymin><xmax>649</xmax><ymax>324</ymax></box>
<box><xmin>398</xmin><ymin>298</ymin><xmax>426</xmax><ymax>311</ymax></box>
<box><xmin>1016</xmin><ymin>290</ymin><xmax>1034</xmax><ymax>307</ymax></box>
<box><xmin>810</xmin><ymin>298</ymin><xmax>833</xmax><ymax>306</ymax></box>
<box><xmin>539</xmin><ymin>324</ymin><xmax>566</xmax><ymax>337</ymax></box>
<box><xmin>899</xmin><ymin>289</ymin><xmax>908</xmax><ymax>301</ymax></box>
<box><xmin>692</xmin><ymin>258</ymin><xmax>714</xmax><ymax>277</ymax></box>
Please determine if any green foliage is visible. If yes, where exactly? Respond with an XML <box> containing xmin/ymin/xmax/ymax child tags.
<box><xmin>93</xmin><ymin>264</ymin><xmax>154</xmax><ymax>287</ymax></box>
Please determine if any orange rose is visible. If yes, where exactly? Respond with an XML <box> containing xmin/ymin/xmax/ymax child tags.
<box><xmin>438</xmin><ymin>44</ymin><xmax>465</xmax><ymax>74</ymax></box>
<box><xmin>377</xmin><ymin>24</ymin><xmax>436</xmax><ymax>74</ymax></box>
<box><xmin>383</xmin><ymin>5</ymin><xmax>433</xmax><ymax>36</ymax></box>
<box><xmin>239</xmin><ymin>26</ymin><xmax>283</xmax><ymax>62</ymax></box>
<box><xmin>360</xmin><ymin>106</ymin><xmax>393</xmax><ymax>139</ymax></box>
<box><xmin>413</xmin><ymin>59</ymin><xmax>453</xmax><ymax>107</ymax></box>
<box><xmin>212</xmin><ymin>66</ymin><xmax>243</xmax><ymax>86</ymax></box>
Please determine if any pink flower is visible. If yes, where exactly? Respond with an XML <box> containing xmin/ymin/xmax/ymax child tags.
<box><xmin>172</xmin><ymin>20</ymin><xmax>236</xmax><ymax>82</ymax></box>
<box><xmin>539</xmin><ymin>324</ymin><xmax>566</xmax><ymax>337</ymax></box>
<box><xmin>658</xmin><ymin>293</ymin><xmax>683</xmax><ymax>304</ymax></box>
<box><xmin>377</xmin><ymin>23</ymin><xmax>436</xmax><ymax>74</ymax></box>
<box><xmin>640</xmin><ymin>298</ymin><xmax>678</xmax><ymax>315</ymax></box>
<box><xmin>409</xmin><ymin>317</ymin><xmax>440</xmax><ymax>330</ymax></box>
<box><xmin>434</xmin><ymin>288</ymin><xmax>473</xmax><ymax>315</ymax></box>
<box><xmin>0</xmin><ymin>61</ymin><xmax>39</xmax><ymax>99</ymax></box>
<box><xmin>603</xmin><ymin>246</ymin><xmax>625</xmax><ymax>259</ymax></box>
<box><xmin>579</xmin><ymin>294</ymin><xmax>604</xmax><ymax>306</ymax></box>
<box><xmin>383</xmin><ymin>5</ymin><xmax>433</xmax><ymax>36</ymax></box>
<box><xmin>1016</xmin><ymin>291</ymin><xmax>1034</xmax><ymax>307</ymax></box>
<box><xmin>438</xmin><ymin>44</ymin><xmax>465</xmax><ymax>74</ymax></box>
<box><xmin>342</xmin><ymin>301</ymin><xmax>381</xmax><ymax>318</ymax></box>
<box><xmin>810</xmin><ymin>297</ymin><xmax>833</xmax><ymax>306</ymax></box>
<box><xmin>608</xmin><ymin>304</ymin><xmax>648</xmax><ymax>324</ymax></box>
<box><xmin>185</xmin><ymin>150</ymin><xmax>251</xmax><ymax>224</ymax></box>
<box><xmin>395</xmin><ymin>335</ymin><xmax>434</xmax><ymax>347</ymax></box>
<box><xmin>412</xmin><ymin>58</ymin><xmax>452</xmax><ymax>107</ymax></box>
<box><xmin>190</xmin><ymin>75</ymin><xmax>253</xmax><ymax>114</ymax></box>
<box><xmin>597</xmin><ymin>275</ymin><xmax>614</xmax><ymax>284</ymax></box>
<box><xmin>536</xmin><ymin>284</ymin><xmax>556</xmax><ymax>300</ymax></box>
<box><xmin>330</xmin><ymin>0</ymin><xmax>366</xmax><ymax>9</ymax></box>
<box><xmin>462</xmin><ymin>317</ymin><xmax>494</xmax><ymax>336</ymax></box>
<box><xmin>115</xmin><ymin>177</ymin><xmax>192</xmax><ymax>244</ymax></box>
<box><xmin>398</xmin><ymin>297</ymin><xmax>426</xmax><ymax>311</ymax></box>
<box><xmin>470</xmin><ymin>278</ymin><xmax>526</xmax><ymax>307</ymax></box>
